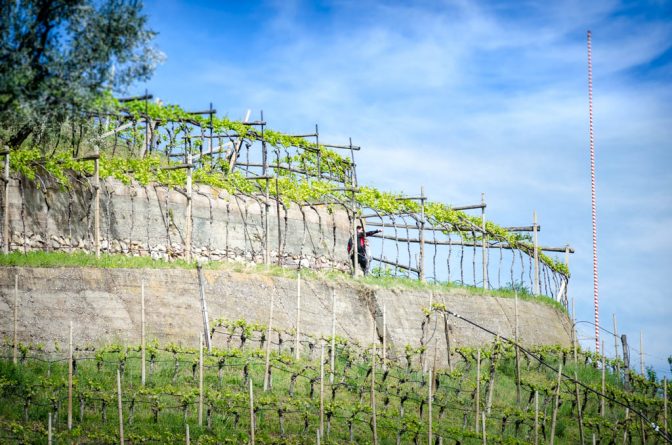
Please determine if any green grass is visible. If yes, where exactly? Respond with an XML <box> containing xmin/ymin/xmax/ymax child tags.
<box><xmin>0</xmin><ymin>327</ymin><xmax>666</xmax><ymax>445</ymax></box>
<box><xmin>0</xmin><ymin>251</ymin><xmax>567</xmax><ymax>313</ymax></box>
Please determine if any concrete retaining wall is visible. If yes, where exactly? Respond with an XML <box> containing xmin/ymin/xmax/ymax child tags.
<box><xmin>0</xmin><ymin>266</ymin><xmax>572</xmax><ymax>366</ymax></box>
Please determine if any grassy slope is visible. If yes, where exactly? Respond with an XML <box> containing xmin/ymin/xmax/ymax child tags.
<box><xmin>0</xmin><ymin>251</ymin><xmax>566</xmax><ymax>313</ymax></box>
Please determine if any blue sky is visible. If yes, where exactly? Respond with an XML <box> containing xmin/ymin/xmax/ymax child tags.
<box><xmin>134</xmin><ymin>0</ymin><xmax>672</xmax><ymax>377</ymax></box>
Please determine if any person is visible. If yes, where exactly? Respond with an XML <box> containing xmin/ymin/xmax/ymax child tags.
<box><xmin>347</xmin><ymin>225</ymin><xmax>382</xmax><ymax>275</ymax></box>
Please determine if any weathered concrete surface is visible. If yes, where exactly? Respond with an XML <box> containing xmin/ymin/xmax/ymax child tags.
<box><xmin>0</xmin><ymin>175</ymin><xmax>352</xmax><ymax>269</ymax></box>
<box><xmin>0</xmin><ymin>267</ymin><xmax>572</xmax><ymax>365</ymax></box>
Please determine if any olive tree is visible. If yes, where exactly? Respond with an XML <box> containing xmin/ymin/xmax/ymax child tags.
<box><xmin>0</xmin><ymin>0</ymin><xmax>163</xmax><ymax>151</ymax></box>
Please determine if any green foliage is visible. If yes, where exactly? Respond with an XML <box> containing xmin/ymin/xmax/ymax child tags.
<box><xmin>4</xmin><ymin>92</ymin><xmax>570</xmax><ymax>278</ymax></box>
<box><xmin>0</xmin><ymin>0</ymin><xmax>162</xmax><ymax>150</ymax></box>
<box><xmin>0</xmin><ymin>329</ymin><xmax>666</xmax><ymax>444</ymax></box>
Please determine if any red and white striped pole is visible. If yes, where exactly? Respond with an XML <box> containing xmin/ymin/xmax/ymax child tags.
<box><xmin>587</xmin><ymin>30</ymin><xmax>600</xmax><ymax>354</ymax></box>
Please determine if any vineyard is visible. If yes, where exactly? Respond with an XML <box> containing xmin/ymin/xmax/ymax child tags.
<box><xmin>0</xmin><ymin>309</ymin><xmax>669</xmax><ymax>444</ymax></box>
<box><xmin>1</xmin><ymin>94</ymin><xmax>571</xmax><ymax>307</ymax></box>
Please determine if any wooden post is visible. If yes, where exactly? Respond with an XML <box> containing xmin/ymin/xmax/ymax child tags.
<box><xmin>639</xmin><ymin>330</ymin><xmax>644</xmax><ymax>375</ymax></box>
<box><xmin>261</xmin><ymin>112</ymin><xmax>270</xmax><ymax>266</ymax></box>
<box><xmin>419</xmin><ymin>186</ymin><xmax>425</xmax><ymax>282</ymax></box>
<box><xmin>382</xmin><ymin>303</ymin><xmax>387</xmax><ymax>369</ymax></box>
<box><xmin>371</xmin><ymin>323</ymin><xmax>378</xmax><ymax>445</ymax></box>
<box><xmin>295</xmin><ymin>272</ymin><xmax>301</xmax><ymax>360</ymax></box>
<box><xmin>13</xmin><ymin>274</ymin><xmax>18</xmax><ymax>364</ymax></box>
<box><xmin>443</xmin><ymin>313</ymin><xmax>452</xmax><ymax>372</ymax></box>
<box><xmin>475</xmin><ymin>348</ymin><xmax>481</xmax><ymax>433</ymax></box>
<box><xmin>275</xmin><ymin>147</ymin><xmax>282</xmax><ymax>266</ymax></box>
<box><xmin>514</xmin><ymin>292</ymin><xmax>521</xmax><ymax>405</ymax></box>
<box><xmin>574</xmin><ymin>370</ymin><xmax>586</xmax><ymax>445</ymax></box>
<box><xmin>117</xmin><ymin>369</ymin><xmax>124</xmax><ymax>445</ymax></box>
<box><xmin>485</xmin><ymin>337</ymin><xmax>498</xmax><ymax>415</ymax></box>
<box><xmin>613</xmin><ymin>313</ymin><xmax>619</xmax><ymax>359</ymax></box>
<box><xmin>141</xmin><ymin>280</ymin><xmax>146</xmax><ymax>386</ymax></box>
<box><xmin>2</xmin><ymin>150</ymin><xmax>9</xmax><ymax>254</ymax></box>
<box><xmin>319</xmin><ymin>340</ymin><xmax>325</xmax><ymax>439</ymax></box>
<box><xmin>550</xmin><ymin>363</ymin><xmax>563</xmax><ymax>445</ymax></box>
<box><xmin>185</xmin><ymin>424</ymin><xmax>190</xmax><ymax>445</ymax></box>
<box><xmin>663</xmin><ymin>377</ymin><xmax>668</xmax><ymax>437</ymax></box>
<box><xmin>330</xmin><ymin>289</ymin><xmax>336</xmax><ymax>385</ymax></box>
<box><xmin>428</xmin><ymin>367</ymin><xmax>433</xmax><ymax>445</ymax></box>
<box><xmin>94</xmin><ymin>144</ymin><xmax>100</xmax><ymax>258</ymax></box>
<box><xmin>622</xmin><ymin>334</ymin><xmax>630</xmax><ymax>390</ymax></box>
<box><xmin>249</xmin><ymin>378</ymin><xmax>255</xmax><ymax>445</ymax></box>
<box><xmin>572</xmin><ymin>299</ymin><xmax>578</xmax><ymax>364</ymax></box>
<box><xmin>534</xmin><ymin>390</ymin><xmax>539</xmax><ymax>445</ymax></box>
<box><xmin>68</xmin><ymin>321</ymin><xmax>73</xmax><ymax>430</ymax></box>
<box><xmin>481</xmin><ymin>193</ymin><xmax>488</xmax><ymax>290</ymax></box>
<box><xmin>481</xmin><ymin>412</ymin><xmax>487</xmax><ymax>445</ymax></box>
<box><xmin>623</xmin><ymin>408</ymin><xmax>629</xmax><ymax>444</ymax></box>
<box><xmin>48</xmin><ymin>412</ymin><xmax>52</xmax><ymax>445</ymax></box>
<box><xmin>263</xmin><ymin>291</ymin><xmax>274</xmax><ymax>391</ymax></box>
<box><xmin>350</xmin><ymin>157</ymin><xmax>358</xmax><ymax>277</ymax></box>
<box><xmin>601</xmin><ymin>341</ymin><xmax>606</xmax><ymax>417</ymax></box>
<box><xmin>197</xmin><ymin>263</ymin><xmax>212</xmax><ymax>352</ymax></box>
<box><xmin>185</xmin><ymin>150</ymin><xmax>193</xmax><ymax>262</ymax></box>
<box><xmin>533</xmin><ymin>211</ymin><xmax>539</xmax><ymax>295</ymax></box>
<box><xmin>198</xmin><ymin>333</ymin><xmax>204</xmax><ymax>427</ymax></box>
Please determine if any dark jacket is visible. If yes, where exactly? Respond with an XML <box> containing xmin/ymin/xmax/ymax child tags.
<box><xmin>347</xmin><ymin>230</ymin><xmax>381</xmax><ymax>255</ymax></box>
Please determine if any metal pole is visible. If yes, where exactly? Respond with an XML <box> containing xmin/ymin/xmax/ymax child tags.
<box><xmin>117</xmin><ymin>369</ymin><xmax>124</xmax><ymax>445</ymax></box>
<box><xmin>249</xmin><ymin>378</ymin><xmax>255</xmax><ymax>445</ymax></box>
<box><xmin>588</xmin><ymin>30</ymin><xmax>600</xmax><ymax>354</ymax></box>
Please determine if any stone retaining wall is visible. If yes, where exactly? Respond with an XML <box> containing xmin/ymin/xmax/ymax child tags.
<box><xmin>0</xmin><ymin>174</ymin><xmax>352</xmax><ymax>270</ymax></box>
